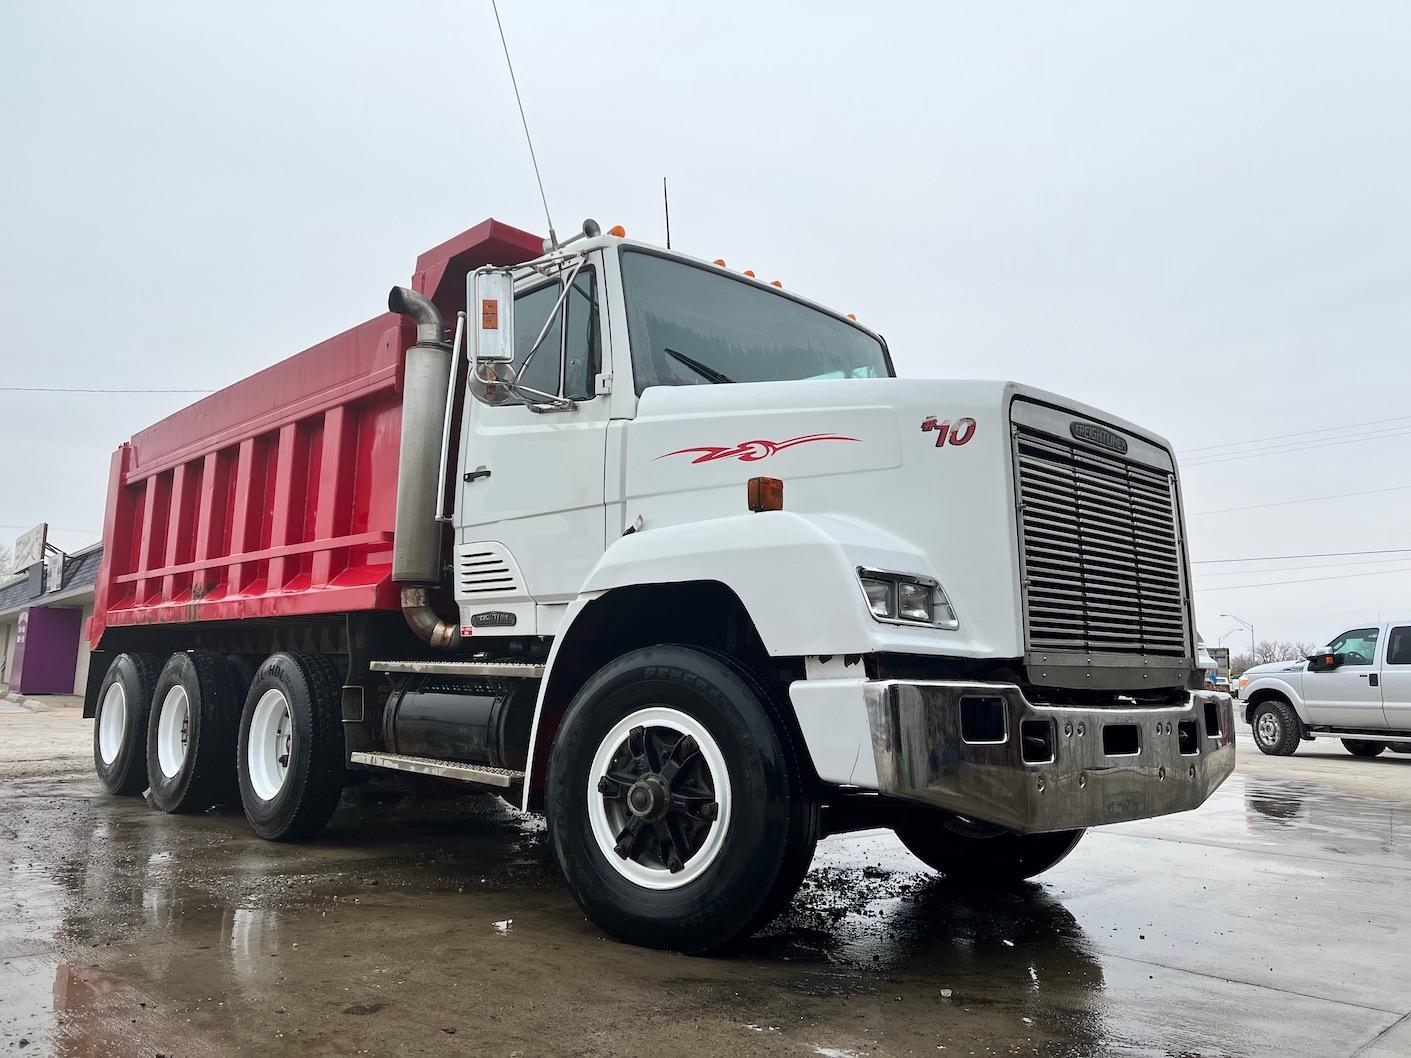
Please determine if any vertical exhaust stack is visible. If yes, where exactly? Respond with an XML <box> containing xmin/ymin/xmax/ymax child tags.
<box><xmin>388</xmin><ymin>285</ymin><xmax>461</xmax><ymax>650</ymax></box>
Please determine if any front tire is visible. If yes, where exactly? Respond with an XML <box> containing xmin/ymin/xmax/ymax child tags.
<box><xmin>237</xmin><ymin>652</ymin><xmax>345</xmax><ymax>841</ymax></box>
<box><xmin>894</xmin><ymin>818</ymin><xmax>1083</xmax><ymax>884</ymax></box>
<box><xmin>146</xmin><ymin>652</ymin><xmax>241</xmax><ymax>813</ymax></box>
<box><xmin>1343</xmin><ymin>739</ymin><xmax>1387</xmax><ymax>758</ymax></box>
<box><xmin>1251</xmin><ymin>701</ymin><xmax>1301</xmax><ymax>756</ymax></box>
<box><xmin>94</xmin><ymin>653</ymin><xmax>161</xmax><ymax>795</ymax></box>
<box><xmin>547</xmin><ymin>645</ymin><xmax>816</xmax><ymax>953</ymax></box>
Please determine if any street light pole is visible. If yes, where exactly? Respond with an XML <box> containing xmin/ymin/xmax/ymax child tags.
<box><xmin>1221</xmin><ymin>612</ymin><xmax>1255</xmax><ymax>660</ymax></box>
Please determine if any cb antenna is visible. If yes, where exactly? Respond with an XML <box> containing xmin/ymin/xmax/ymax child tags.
<box><xmin>663</xmin><ymin>177</ymin><xmax>672</xmax><ymax>249</ymax></box>
<box><xmin>491</xmin><ymin>0</ymin><xmax>558</xmax><ymax>248</ymax></box>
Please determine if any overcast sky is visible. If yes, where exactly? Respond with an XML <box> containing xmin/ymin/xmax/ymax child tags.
<box><xmin>2</xmin><ymin>2</ymin><xmax>1408</xmax><ymax>648</ymax></box>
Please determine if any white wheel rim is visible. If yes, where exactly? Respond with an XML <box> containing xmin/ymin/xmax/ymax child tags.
<box><xmin>587</xmin><ymin>706</ymin><xmax>732</xmax><ymax>891</ymax></box>
<box><xmin>248</xmin><ymin>689</ymin><xmax>294</xmax><ymax>801</ymax></box>
<box><xmin>156</xmin><ymin>684</ymin><xmax>192</xmax><ymax>779</ymax></box>
<box><xmin>98</xmin><ymin>682</ymin><xmax>127</xmax><ymax>765</ymax></box>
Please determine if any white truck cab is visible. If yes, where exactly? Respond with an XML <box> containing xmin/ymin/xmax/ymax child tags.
<box><xmin>1243</xmin><ymin>622</ymin><xmax>1411</xmax><ymax>757</ymax></box>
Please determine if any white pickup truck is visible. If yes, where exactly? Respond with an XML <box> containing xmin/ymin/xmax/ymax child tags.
<box><xmin>1242</xmin><ymin>622</ymin><xmax>1411</xmax><ymax>757</ymax></box>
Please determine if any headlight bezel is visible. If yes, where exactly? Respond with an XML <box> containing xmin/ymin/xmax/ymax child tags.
<box><xmin>856</xmin><ymin>567</ymin><xmax>959</xmax><ymax>630</ymax></box>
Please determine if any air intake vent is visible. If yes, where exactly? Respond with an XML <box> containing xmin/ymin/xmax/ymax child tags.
<box><xmin>1014</xmin><ymin>424</ymin><xmax>1188</xmax><ymax>659</ymax></box>
<box><xmin>456</xmin><ymin>543</ymin><xmax>524</xmax><ymax>599</ymax></box>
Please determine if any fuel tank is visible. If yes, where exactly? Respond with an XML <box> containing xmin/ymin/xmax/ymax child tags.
<box><xmin>381</xmin><ymin>676</ymin><xmax>535</xmax><ymax>771</ymax></box>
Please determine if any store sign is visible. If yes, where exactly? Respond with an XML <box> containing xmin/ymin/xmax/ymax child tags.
<box><xmin>12</xmin><ymin>524</ymin><xmax>46</xmax><ymax>572</ymax></box>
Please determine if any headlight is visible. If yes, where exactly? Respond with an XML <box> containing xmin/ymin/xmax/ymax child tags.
<box><xmin>857</xmin><ymin>569</ymin><xmax>959</xmax><ymax>629</ymax></box>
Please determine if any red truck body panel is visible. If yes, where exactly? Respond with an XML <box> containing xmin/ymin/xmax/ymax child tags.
<box><xmin>90</xmin><ymin>218</ymin><xmax>543</xmax><ymax>648</ymax></box>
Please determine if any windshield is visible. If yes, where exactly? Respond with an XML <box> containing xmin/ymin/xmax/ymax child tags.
<box><xmin>621</xmin><ymin>250</ymin><xmax>892</xmax><ymax>394</ymax></box>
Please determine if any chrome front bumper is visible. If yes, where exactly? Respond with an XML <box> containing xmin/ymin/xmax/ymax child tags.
<box><xmin>865</xmin><ymin>681</ymin><xmax>1235</xmax><ymax>834</ymax></box>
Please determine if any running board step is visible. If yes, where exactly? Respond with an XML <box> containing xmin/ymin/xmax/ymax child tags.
<box><xmin>370</xmin><ymin>659</ymin><xmax>545</xmax><ymax>679</ymax></box>
<box><xmin>350</xmin><ymin>752</ymin><xmax>525</xmax><ymax>788</ymax></box>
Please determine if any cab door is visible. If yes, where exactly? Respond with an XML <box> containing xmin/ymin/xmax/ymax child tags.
<box><xmin>454</xmin><ymin>255</ymin><xmax>610</xmax><ymax>632</ymax></box>
<box><xmin>1380</xmin><ymin>625</ymin><xmax>1411</xmax><ymax>732</ymax></box>
<box><xmin>1302</xmin><ymin>626</ymin><xmax>1386</xmax><ymax>728</ymax></box>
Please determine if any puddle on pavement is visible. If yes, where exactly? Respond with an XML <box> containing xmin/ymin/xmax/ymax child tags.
<box><xmin>2</xmin><ymin>768</ymin><xmax>1408</xmax><ymax>1056</ymax></box>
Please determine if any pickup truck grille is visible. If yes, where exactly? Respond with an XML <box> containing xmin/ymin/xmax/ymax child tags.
<box><xmin>1014</xmin><ymin>427</ymin><xmax>1188</xmax><ymax>658</ymax></box>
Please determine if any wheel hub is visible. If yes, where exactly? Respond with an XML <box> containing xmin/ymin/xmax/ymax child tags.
<box><xmin>627</xmin><ymin>774</ymin><xmax>669</xmax><ymax>820</ymax></box>
<box><xmin>587</xmin><ymin>710</ymin><xmax>731</xmax><ymax>889</ymax></box>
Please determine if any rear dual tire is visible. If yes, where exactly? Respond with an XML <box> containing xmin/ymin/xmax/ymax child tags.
<box><xmin>236</xmin><ymin>652</ymin><xmax>345</xmax><ymax>841</ymax></box>
<box><xmin>146</xmin><ymin>651</ymin><xmax>241</xmax><ymax>813</ymax></box>
<box><xmin>93</xmin><ymin>652</ymin><xmax>161</xmax><ymax>795</ymax></box>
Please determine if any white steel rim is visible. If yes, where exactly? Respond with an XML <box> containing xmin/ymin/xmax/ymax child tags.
<box><xmin>248</xmin><ymin>689</ymin><xmax>294</xmax><ymax>802</ymax></box>
<box><xmin>155</xmin><ymin>685</ymin><xmax>192</xmax><ymax>779</ymax></box>
<box><xmin>587</xmin><ymin>706</ymin><xmax>733</xmax><ymax>891</ymax></box>
<box><xmin>98</xmin><ymin>682</ymin><xmax>127</xmax><ymax>765</ymax></box>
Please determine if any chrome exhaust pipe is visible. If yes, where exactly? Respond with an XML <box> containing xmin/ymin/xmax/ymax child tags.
<box><xmin>388</xmin><ymin>286</ymin><xmax>461</xmax><ymax>649</ymax></box>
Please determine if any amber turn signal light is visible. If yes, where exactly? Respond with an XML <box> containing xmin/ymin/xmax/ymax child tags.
<box><xmin>747</xmin><ymin>476</ymin><xmax>784</xmax><ymax>512</ymax></box>
<box><xmin>609</xmin><ymin>224</ymin><xmax>627</xmax><ymax>238</ymax></box>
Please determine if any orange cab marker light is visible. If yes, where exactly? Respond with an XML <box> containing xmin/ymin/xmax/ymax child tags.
<box><xmin>743</xmin><ymin>269</ymin><xmax>756</xmax><ymax>278</ymax></box>
<box><xmin>609</xmin><ymin>225</ymin><xmax>627</xmax><ymax>238</ymax></box>
<box><xmin>771</xmin><ymin>280</ymin><xmax>783</xmax><ymax>288</ymax></box>
<box><xmin>747</xmin><ymin>476</ymin><xmax>784</xmax><ymax>513</ymax></box>
<box><xmin>713</xmin><ymin>259</ymin><xmax>727</xmax><ymax>267</ymax></box>
<box><xmin>847</xmin><ymin>312</ymin><xmax>857</xmax><ymax>320</ymax></box>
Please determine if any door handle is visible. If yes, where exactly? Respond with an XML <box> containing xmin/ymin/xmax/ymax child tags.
<box><xmin>463</xmin><ymin>467</ymin><xmax>492</xmax><ymax>483</ymax></box>
<box><xmin>1371</xmin><ymin>673</ymin><xmax>1380</xmax><ymax>687</ymax></box>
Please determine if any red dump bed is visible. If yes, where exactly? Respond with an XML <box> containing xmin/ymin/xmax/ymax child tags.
<box><xmin>90</xmin><ymin>218</ymin><xmax>543</xmax><ymax>647</ymax></box>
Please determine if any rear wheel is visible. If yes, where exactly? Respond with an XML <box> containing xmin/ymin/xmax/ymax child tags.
<box><xmin>547</xmin><ymin>645</ymin><xmax>816</xmax><ymax>953</ymax></box>
<box><xmin>1388</xmin><ymin>742</ymin><xmax>1411</xmax><ymax>754</ymax></box>
<box><xmin>237</xmin><ymin>652</ymin><xmax>345</xmax><ymax>841</ymax></box>
<box><xmin>146</xmin><ymin>652</ymin><xmax>241</xmax><ymax>813</ymax></box>
<box><xmin>93</xmin><ymin>653</ymin><xmax>161</xmax><ymax>795</ymax></box>
<box><xmin>1251</xmin><ymin>701</ymin><xmax>1301</xmax><ymax>756</ymax></box>
<box><xmin>894</xmin><ymin>818</ymin><xmax>1083</xmax><ymax>884</ymax></box>
<box><xmin>1343</xmin><ymin>739</ymin><xmax>1387</xmax><ymax>758</ymax></box>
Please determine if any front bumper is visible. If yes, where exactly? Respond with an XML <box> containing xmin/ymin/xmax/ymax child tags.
<box><xmin>865</xmin><ymin>680</ymin><xmax>1235</xmax><ymax>834</ymax></box>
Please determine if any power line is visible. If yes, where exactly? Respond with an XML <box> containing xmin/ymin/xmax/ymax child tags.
<box><xmin>1200</xmin><ymin>556</ymin><xmax>1411</xmax><ymax>577</ymax></box>
<box><xmin>1189</xmin><ymin>483</ymin><xmax>1411</xmax><ymax>517</ymax></box>
<box><xmin>0</xmin><ymin>386</ymin><xmax>214</xmax><ymax>394</ymax></box>
<box><xmin>1194</xmin><ymin>566</ymin><xmax>1411</xmax><ymax>592</ymax></box>
<box><xmin>1183</xmin><ymin>425</ymin><xmax>1411</xmax><ymax>467</ymax></box>
<box><xmin>1193</xmin><ymin>547</ymin><xmax>1411</xmax><ymax>565</ymax></box>
<box><xmin>1181</xmin><ymin>413</ymin><xmax>1411</xmax><ymax>455</ymax></box>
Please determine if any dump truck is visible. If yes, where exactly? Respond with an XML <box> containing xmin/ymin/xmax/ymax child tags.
<box><xmin>85</xmin><ymin>216</ymin><xmax>1235</xmax><ymax>952</ymax></box>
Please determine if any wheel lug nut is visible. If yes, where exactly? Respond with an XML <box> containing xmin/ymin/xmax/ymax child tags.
<box><xmin>666</xmin><ymin>852</ymin><xmax>684</xmax><ymax>873</ymax></box>
<box><xmin>680</xmin><ymin>736</ymin><xmax>697</xmax><ymax>755</ymax></box>
<box><xmin>596</xmin><ymin>776</ymin><xmax>613</xmax><ymax>794</ymax></box>
<box><xmin>699</xmin><ymin>801</ymin><xmax>718</xmax><ymax>820</ymax></box>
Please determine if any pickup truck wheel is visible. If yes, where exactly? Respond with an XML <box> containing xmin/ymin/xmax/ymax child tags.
<box><xmin>894</xmin><ymin>819</ymin><xmax>1083</xmax><ymax>884</ymax></box>
<box><xmin>146</xmin><ymin>652</ymin><xmax>241</xmax><ymax>813</ymax></box>
<box><xmin>1343</xmin><ymin>739</ymin><xmax>1387</xmax><ymax>758</ymax></box>
<box><xmin>237</xmin><ymin>652</ymin><xmax>345</xmax><ymax>841</ymax></box>
<box><xmin>1251</xmin><ymin>701</ymin><xmax>1300</xmax><ymax>756</ymax></box>
<box><xmin>1388</xmin><ymin>742</ymin><xmax>1411</xmax><ymax>754</ymax></box>
<box><xmin>547</xmin><ymin>645</ymin><xmax>816</xmax><ymax>954</ymax></box>
<box><xmin>93</xmin><ymin>652</ymin><xmax>161</xmax><ymax>795</ymax></box>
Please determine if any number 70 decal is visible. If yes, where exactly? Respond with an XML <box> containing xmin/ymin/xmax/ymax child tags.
<box><xmin>920</xmin><ymin>416</ymin><xmax>977</xmax><ymax>447</ymax></box>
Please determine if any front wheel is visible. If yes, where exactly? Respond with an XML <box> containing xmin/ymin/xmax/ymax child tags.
<box><xmin>546</xmin><ymin>645</ymin><xmax>817</xmax><ymax>953</ymax></box>
<box><xmin>1343</xmin><ymin>739</ymin><xmax>1387</xmax><ymax>758</ymax></box>
<box><xmin>1251</xmin><ymin>701</ymin><xmax>1301</xmax><ymax>756</ymax></box>
<box><xmin>894</xmin><ymin>819</ymin><xmax>1083</xmax><ymax>884</ymax></box>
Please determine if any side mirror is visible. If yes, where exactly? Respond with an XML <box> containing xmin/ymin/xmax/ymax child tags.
<box><xmin>1307</xmin><ymin>652</ymin><xmax>1339</xmax><ymax>672</ymax></box>
<box><xmin>470</xmin><ymin>269</ymin><xmax>516</xmax><ymax>366</ymax></box>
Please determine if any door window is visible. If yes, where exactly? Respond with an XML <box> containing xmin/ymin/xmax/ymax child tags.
<box><xmin>509</xmin><ymin>268</ymin><xmax>599</xmax><ymax>404</ymax></box>
<box><xmin>1327</xmin><ymin>627</ymin><xmax>1379</xmax><ymax>667</ymax></box>
<box><xmin>1386</xmin><ymin>627</ymin><xmax>1411</xmax><ymax>666</ymax></box>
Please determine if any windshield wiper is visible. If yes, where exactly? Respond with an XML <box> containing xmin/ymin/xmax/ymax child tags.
<box><xmin>664</xmin><ymin>347</ymin><xmax>734</xmax><ymax>385</ymax></box>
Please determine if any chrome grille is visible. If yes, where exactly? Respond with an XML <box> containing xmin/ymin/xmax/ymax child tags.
<box><xmin>1014</xmin><ymin>427</ymin><xmax>1188</xmax><ymax>658</ymax></box>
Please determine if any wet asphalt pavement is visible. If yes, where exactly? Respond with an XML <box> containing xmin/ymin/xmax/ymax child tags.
<box><xmin>2</xmin><ymin>707</ymin><xmax>1409</xmax><ymax>1057</ymax></box>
